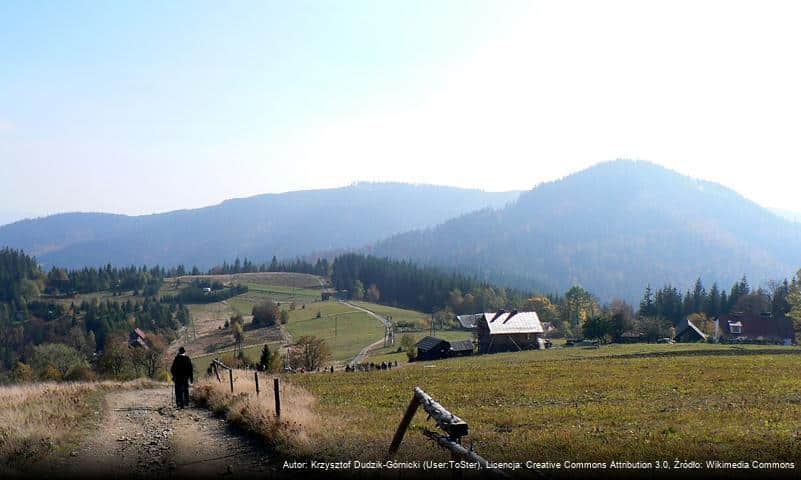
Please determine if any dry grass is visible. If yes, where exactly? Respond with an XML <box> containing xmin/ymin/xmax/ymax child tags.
<box><xmin>191</xmin><ymin>370</ymin><xmax>319</xmax><ymax>456</ymax></box>
<box><xmin>0</xmin><ymin>379</ymin><xmax>162</xmax><ymax>471</ymax></box>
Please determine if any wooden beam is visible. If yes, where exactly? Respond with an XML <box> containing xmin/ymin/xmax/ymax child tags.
<box><xmin>414</xmin><ymin>387</ymin><xmax>469</xmax><ymax>439</ymax></box>
<box><xmin>386</xmin><ymin>392</ymin><xmax>421</xmax><ymax>459</ymax></box>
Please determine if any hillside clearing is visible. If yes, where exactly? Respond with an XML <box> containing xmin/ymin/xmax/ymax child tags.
<box><xmin>176</xmin><ymin>272</ymin><xmax>324</xmax><ymax>289</ymax></box>
<box><xmin>284</xmin><ymin>301</ymin><xmax>384</xmax><ymax>362</ymax></box>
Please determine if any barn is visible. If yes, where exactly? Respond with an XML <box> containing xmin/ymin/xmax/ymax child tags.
<box><xmin>714</xmin><ymin>313</ymin><xmax>794</xmax><ymax>345</ymax></box>
<box><xmin>415</xmin><ymin>336</ymin><xmax>452</xmax><ymax>361</ymax></box>
<box><xmin>476</xmin><ymin>310</ymin><xmax>544</xmax><ymax>354</ymax></box>
<box><xmin>415</xmin><ymin>336</ymin><xmax>475</xmax><ymax>361</ymax></box>
<box><xmin>129</xmin><ymin>328</ymin><xmax>149</xmax><ymax>350</ymax></box>
<box><xmin>449</xmin><ymin>340</ymin><xmax>475</xmax><ymax>357</ymax></box>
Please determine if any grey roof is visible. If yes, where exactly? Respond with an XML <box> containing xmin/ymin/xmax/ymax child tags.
<box><xmin>416</xmin><ymin>336</ymin><xmax>448</xmax><ymax>353</ymax></box>
<box><xmin>449</xmin><ymin>340</ymin><xmax>474</xmax><ymax>352</ymax></box>
<box><xmin>456</xmin><ymin>314</ymin><xmax>482</xmax><ymax>329</ymax></box>
<box><xmin>481</xmin><ymin>311</ymin><xmax>543</xmax><ymax>335</ymax></box>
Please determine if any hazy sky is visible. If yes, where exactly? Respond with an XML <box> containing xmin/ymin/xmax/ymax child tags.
<box><xmin>2</xmin><ymin>0</ymin><xmax>800</xmax><ymax>224</ymax></box>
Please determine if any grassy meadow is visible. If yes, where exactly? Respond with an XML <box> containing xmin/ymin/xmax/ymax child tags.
<box><xmin>191</xmin><ymin>341</ymin><xmax>283</xmax><ymax>374</ymax></box>
<box><xmin>289</xmin><ymin>344</ymin><xmax>801</xmax><ymax>464</ymax></box>
<box><xmin>350</xmin><ymin>301</ymin><xmax>430</xmax><ymax>328</ymax></box>
<box><xmin>284</xmin><ymin>301</ymin><xmax>385</xmax><ymax>362</ymax></box>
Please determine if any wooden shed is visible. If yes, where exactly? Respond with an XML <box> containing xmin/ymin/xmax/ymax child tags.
<box><xmin>415</xmin><ymin>336</ymin><xmax>451</xmax><ymax>361</ymax></box>
<box><xmin>476</xmin><ymin>310</ymin><xmax>544</xmax><ymax>354</ymax></box>
<box><xmin>448</xmin><ymin>340</ymin><xmax>475</xmax><ymax>357</ymax></box>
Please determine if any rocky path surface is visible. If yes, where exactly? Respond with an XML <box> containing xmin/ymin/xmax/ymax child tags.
<box><xmin>41</xmin><ymin>387</ymin><xmax>272</xmax><ymax>478</ymax></box>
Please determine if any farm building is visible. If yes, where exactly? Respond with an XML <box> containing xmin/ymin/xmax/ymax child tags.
<box><xmin>476</xmin><ymin>310</ymin><xmax>544</xmax><ymax>354</ymax></box>
<box><xmin>618</xmin><ymin>331</ymin><xmax>646</xmax><ymax>343</ymax></box>
<box><xmin>415</xmin><ymin>336</ymin><xmax>452</xmax><ymax>361</ymax></box>
<box><xmin>456</xmin><ymin>314</ymin><xmax>482</xmax><ymax>330</ymax></box>
<box><xmin>714</xmin><ymin>313</ymin><xmax>795</xmax><ymax>345</ymax></box>
<box><xmin>415</xmin><ymin>336</ymin><xmax>475</xmax><ymax>361</ymax></box>
<box><xmin>449</xmin><ymin>340</ymin><xmax>475</xmax><ymax>357</ymax></box>
<box><xmin>129</xmin><ymin>328</ymin><xmax>149</xmax><ymax>349</ymax></box>
<box><xmin>675</xmin><ymin>317</ymin><xmax>708</xmax><ymax>343</ymax></box>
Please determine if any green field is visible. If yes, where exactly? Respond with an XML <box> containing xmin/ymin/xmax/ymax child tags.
<box><xmin>226</xmin><ymin>283</ymin><xmax>322</xmax><ymax>318</ymax></box>
<box><xmin>350</xmin><ymin>301</ymin><xmax>430</xmax><ymax>329</ymax></box>
<box><xmin>290</xmin><ymin>343</ymin><xmax>801</xmax><ymax>464</ymax></box>
<box><xmin>283</xmin><ymin>301</ymin><xmax>385</xmax><ymax>362</ymax></box>
<box><xmin>191</xmin><ymin>341</ymin><xmax>282</xmax><ymax>375</ymax></box>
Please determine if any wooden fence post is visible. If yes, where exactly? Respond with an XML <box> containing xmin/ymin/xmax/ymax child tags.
<box><xmin>229</xmin><ymin>369</ymin><xmax>234</xmax><ymax>393</ymax></box>
<box><xmin>213</xmin><ymin>361</ymin><xmax>221</xmax><ymax>383</ymax></box>
<box><xmin>273</xmin><ymin>378</ymin><xmax>281</xmax><ymax>418</ymax></box>
<box><xmin>254</xmin><ymin>371</ymin><xmax>260</xmax><ymax>396</ymax></box>
<box><xmin>386</xmin><ymin>392</ymin><xmax>421</xmax><ymax>459</ymax></box>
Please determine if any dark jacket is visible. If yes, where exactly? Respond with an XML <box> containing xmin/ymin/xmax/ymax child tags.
<box><xmin>170</xmin><ymin>353</ymin><xmax>194</xmax><ymax>383</ymax></box>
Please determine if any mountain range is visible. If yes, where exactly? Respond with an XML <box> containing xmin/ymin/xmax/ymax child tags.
<box><xmin>2</xmin><ymin>161</ymin><xmax>800</xmax><ymax>302</ymax></box>
<box><xmin>0</xmin><ymin>183</ymin><xmax>517</xmax><ymax>269</ymax></box>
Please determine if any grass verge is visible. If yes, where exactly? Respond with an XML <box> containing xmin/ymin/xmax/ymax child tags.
<box><xmin>191</xmin><ymin>370</ymin><xmax>319</xmax><ymax>456</ymax></box>
<box><xmin>0</xmin><ymin>379</ymin><xmax>163</xmax><ymax>472</ymax></box>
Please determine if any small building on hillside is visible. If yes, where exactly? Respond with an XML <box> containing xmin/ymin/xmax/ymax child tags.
<box><xmin>415</xmin><ymin>336</ymin><xmax>475</xmax><ymax>361</ymax></box>
<box><xmin>456</xmin><ymin>314</ymin><xmax>482</xmax><ymax>330</ymax></box>
<box><xmin>714</xmin><ymin>313</ymin><xmax>794</xmax><ymax>345</ymax></box>
<box><xmin>449</xmin><ymin>340</ymin><xmax>475</xmax><ymax>357</ymax></box>
<box><xmin>618</xmin><ymin>331</ymin><xmax>646</xmax><ymax>343</ymax></box>
<box><xmin>416</xmin><ymin>336</ymin><xmax>452</xmax><ymax>361</ymax></box>
<box><xmin>476</xmin><ymin>310</ymin><xmax>544</xmax><ymax>354</ymax></box>
<box><xmin>321</xmin><ymin>289</ymin><xmax>337</xmax><ymax>301</ymax></box>
<box><xmin>675</xmin><ymin>317</ymin><xmax>708</xmax><ymax>343</ymax></box>
<box><xmin>129</xmin><ymin>328</ymin><xmax>149</xmax><ymax>350</ymax></box>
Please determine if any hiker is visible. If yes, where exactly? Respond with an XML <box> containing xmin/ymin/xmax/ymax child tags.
<box><xmin>170</xmin><ymin>347</ymin><xmax>194</xmax><ymax>409</ymax></box>
<box><xmin>330</xmin><ymin>365</ymin><xmax>334</xmax><ymax>373</ymax></box>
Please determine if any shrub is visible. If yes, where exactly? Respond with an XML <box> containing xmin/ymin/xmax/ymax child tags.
<box><xmin>252</xmin><ymin>301</ymin><xmax>280</xmax><ymax>326</ymax></box>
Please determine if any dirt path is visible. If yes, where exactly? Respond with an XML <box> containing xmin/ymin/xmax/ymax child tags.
<box><xmin>42</xmin><ymin>387</ymin><xmax>272</xmax><ymax>478</ymax></box>
<box><xmin>342</xmin><ymin>301</ymin><xmax>391</xmax><ymax>365</ymax></box>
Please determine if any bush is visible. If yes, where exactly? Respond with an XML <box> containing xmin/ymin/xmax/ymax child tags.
<box><xmin>10</xmin><ymin>362</ymin><xmax>34</xmax><ymax>383</ymax></box>
<box><xmin>31</xmin><ymin>343</ymin><xmax>89</xmax><ymax>380</ymax></box>
<box><xmin>64</xmin><ymin>365</ymin><xmax>97</xmax><ymax>382</ymax></box>
<box><xmin>252</xmin><ymin>301</ymin><xmax>280</xmax><ymax>326</ymax></box>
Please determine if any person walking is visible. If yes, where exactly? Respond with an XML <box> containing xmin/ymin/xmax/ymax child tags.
<box><xmin>170</xmin><ymin>347</ymin><xmax>194</xmax><ymax>409</ymax></box>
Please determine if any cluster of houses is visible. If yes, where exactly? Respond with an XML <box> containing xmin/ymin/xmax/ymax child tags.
<box><xmin>413</xmin><ymin>308</ymin><xmax>796</xmax><ymax>361</ymax></box>
<box><xmin>675</xmin><ymin>312</ymin><xmax>795</xmax><ymax>345</ymax></box>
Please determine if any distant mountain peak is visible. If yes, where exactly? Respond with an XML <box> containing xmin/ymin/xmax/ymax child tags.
<box><xmin>372</xmin><ymin>161</ymin><xmax>801</xmax><ymax>302</ymax></box>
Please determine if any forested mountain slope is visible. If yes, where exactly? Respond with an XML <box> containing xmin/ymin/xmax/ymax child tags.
<box><xmin>370</xmin><ymin>161</ymin><xmax>801</xmax><ymax>301</ymax></box>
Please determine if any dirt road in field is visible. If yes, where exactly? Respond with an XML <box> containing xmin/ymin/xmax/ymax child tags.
<box><xmin>343</xmin><ymin>301</ymin><xmax>391</xmax><ymax>364</ymax></box>
<box><xmin>47</xmin><ymin>387</ymin><xmax>272</xmax><ymax>478</ymax></box>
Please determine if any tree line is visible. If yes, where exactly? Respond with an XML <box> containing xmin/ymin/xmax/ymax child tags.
<box><xmin>205</xmin><ymin>256</ymin><xmax>331</xmax><ymax>277</ymax></box>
